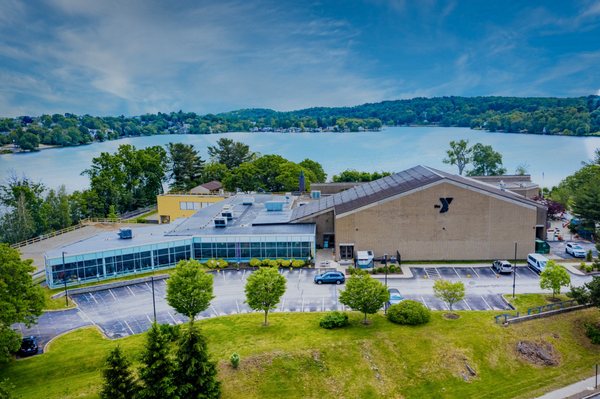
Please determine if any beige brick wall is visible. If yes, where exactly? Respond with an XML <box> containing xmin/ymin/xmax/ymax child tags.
<box><xmin>334</xmin><ymin>182</ymin><xmax>537</xmax><ymax>261</ymax></box>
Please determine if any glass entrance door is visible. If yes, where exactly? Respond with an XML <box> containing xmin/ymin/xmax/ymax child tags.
<box><xmin>339</xmin><ymin>244</ymin><xmax>354</xmax><ymax>260</ymax></box>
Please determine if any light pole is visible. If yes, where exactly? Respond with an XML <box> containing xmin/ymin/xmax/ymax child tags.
<box><xmin>383</xmin><ymin>253</ymin><xmax>388</xmax><ymax>314</ymax></box>
<box><xmin>512</xmin><ymin>242</ymin><xmax>517</xmax><ymax>299</ymax></box>
<box><xmin>151</xmin><ymin>275</ymin><xmax>157</xmax><ymax>322</ymax></box>
<box><xmin>62</xmin><ymin>251</ymin><xmax>69</xmax><ymax>307</ymax></box>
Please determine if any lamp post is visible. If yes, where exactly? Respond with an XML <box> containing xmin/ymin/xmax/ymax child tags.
<box><xmin>62</xmin><ymin>251</ymin><xmax>69</xmax><ymax>307</ymax></box>
<box><xmin>151</xmin><ymin>275</ymin><xmax>157</xmax><ymax>322</ymax></box>
<box><xmin>512</xmin><ymin>242</ymin><xmax>517</xmax><ymax>299</ymax></box>
<box><xmin>383</xmin><ymin>253</ymin><xmax>388</xmax><ymax>314</ymax></box>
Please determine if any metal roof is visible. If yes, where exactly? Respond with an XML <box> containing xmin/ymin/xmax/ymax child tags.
<box><xmin>290</xmin><ymin>165</ymin><xmax>545</xmax><ymax>221</ymax></box>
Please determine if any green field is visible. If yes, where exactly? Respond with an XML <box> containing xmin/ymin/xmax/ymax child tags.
<box><xmin>2</xmin><ymin>308</ymin><xmax>600</xmax><ymax>399</ymax></box>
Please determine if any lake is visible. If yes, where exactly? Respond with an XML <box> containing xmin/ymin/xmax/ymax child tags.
<box><xmin>1</xmin><ymin>126</ymin><xmax>599</xmax><ymax>191</ymax></box>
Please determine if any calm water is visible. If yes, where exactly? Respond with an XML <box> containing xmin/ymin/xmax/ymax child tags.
<box><xmin>1</xmin><ymin>127</ymin><xmax>599</xmax><ymax>191</ymax></box>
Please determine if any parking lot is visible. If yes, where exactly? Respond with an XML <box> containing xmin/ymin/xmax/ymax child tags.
<box><xmin>409</xmin><ymin>265</ymin><xmax>540</xmax><ymax>280</ymax></box>
<box><xmin>549</xmin><ymin>240</ymin><xmax>597</xmax><ymax>260</ymax></box>
<box><xmin>16</xmin><ymin>268</ymin><xmax>523</xmax><ymax>345</ymax></box>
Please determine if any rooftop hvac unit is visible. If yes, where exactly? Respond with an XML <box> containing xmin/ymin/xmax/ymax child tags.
<box><xmin>310</xmin><ymin>190</ymin><xmax>321</xmax><ymax>199</ymax></box>
<box><xmin>118</xmin><ymin>228</ymin><xmax>133</xmax><ymax>239</ymax></box>
<box><xmin>213</xmin><ymin>217</ymin><xmax>227</xmax><ymax>228</ymax></box>
<box><xmin>265</xmin><ymin>201</ymin><xmax>284</xmax><ymax>212</ymax></box>
<box><xmin>242</xmin><ymin>196</ymin><xmax>255</xmax><ymax>205</ymax></box>
<box><xmin>221</xmin><ymin>210</ymin><xmax>233</xmax><ymax>220</ymax></box>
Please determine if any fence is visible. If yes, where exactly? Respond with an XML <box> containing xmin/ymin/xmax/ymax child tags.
<box><xmin>9</xmin><ymin>209</ymin><xmax>157</xmax><ymax>249</ymax></box>
<box><xmin>495</xmin><ymin>299</ymin><xmax>587</xmax><ymax>325</ymax></box>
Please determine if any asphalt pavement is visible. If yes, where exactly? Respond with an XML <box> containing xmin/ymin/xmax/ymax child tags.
<box><xmin>14</xmin><ymin>266</ymin><xmax>593</xmax><ymax>347</ymax></box>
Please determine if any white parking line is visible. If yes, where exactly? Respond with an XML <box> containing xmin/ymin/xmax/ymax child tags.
<box><xmin>280</xmin><ymin>298</ymin><xmax>286</xmax><ymax>311</ymax></box>
<box><xmin>490</xmin><ymin>267</ymin><xmax>499</xmax><ymax>277</ymax></box>
<box><xmin>424</xmin><ymin>269</ymin><xmax>430</xmax><ymax>278</ymax></box>
<box><xmin>123</xmin><ymin>320</ymin><xmax>135</xmax><ymax>335</ymax></box>
<box><xmin>210</xmin><ymin>305</ymin><xmax>219</xmax><ymax>317</ymax></box>
<box><xmin>480</xmin><ymin>296</ymin><xmax>492</xmax><ymax>310</ymax></box>
<box><xmin>108</xmin><ymin>289</ymin><xmax>118</xmax><ymax>301</ymax></box>
<box><xmin>462</xmin><ymin>299</ymin><xmax>472</xmax><ymax>310</ymax></box>
<box><xmin>322</xmin><ymin>297</ymin><xmax>325</xmax><ymax>311</ymax></box>
<box><xmin>452</xmin><ymin>267</ymin><xmax>461</xmax><ymax>278</ymax></box>
<box><xmin>146</xmin><ymin>314</ymin><xmax>153</xmax><ymax>324</ymax></box>
<box><xmin>301</xmin><ymin>297</ymin><xmax>305</xmax><ymax>312</ymax></box>
<box><xmin>167</xmin><ymin>311</ymin><xmax>178</xmax><ymax>324</ymax></box>
<box><xmin>420</xmin><ymin>296</ymin><xmax>428</xmax><ymax>308</ymax></box>
<box><xmin>88</xmin><ymin>292</ymin><xmax>99</xmax><ymax>304</ymax></box>
<box><xmin>470</xmin><ymin>267</ymin><xmax>480</xmax><ymax>278</ymax></box>
<box><xmin>127</xmin><ymin>286</ymin><xmax>136</xmax><ymax>296</ymax></box>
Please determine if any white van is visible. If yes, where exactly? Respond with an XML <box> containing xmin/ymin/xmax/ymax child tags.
<box><xmin>527</xmin><ymin>253</ymin><xmax>548</xmax><ymax>273</ymax></box>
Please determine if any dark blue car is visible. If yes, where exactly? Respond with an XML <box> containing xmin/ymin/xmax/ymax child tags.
<box><xmin>18</xmin><ymin>336</ymin><xmax>38</xmax><ymax>357</ymax></box>
<box><xmin>314</xmin><ymin>271</ymin><xmax>345</xmax><ymax>285</ymax></box>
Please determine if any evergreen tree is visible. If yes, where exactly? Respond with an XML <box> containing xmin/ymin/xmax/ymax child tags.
<box><xmin>174</xmin><ymin>324</ymin><xmax>221</xmax><ymax>399</ymax></box>
<box><xmin>100</xmin><ymin>346</ymin><xmax>138</xmax><ymax>399</ymax></box>
<box><xmin>138</xmin><ymin>323</ymin><xmax>176</xmax><ymax>399</ymax></box>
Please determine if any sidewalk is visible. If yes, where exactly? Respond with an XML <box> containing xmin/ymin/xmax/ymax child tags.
<box><xmin>535</xmin><ymin>375</ymin><xmax>600</xmax><ymax>399</ymax></box>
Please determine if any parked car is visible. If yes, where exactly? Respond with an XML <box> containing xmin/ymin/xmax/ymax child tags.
<box><xmin>314</xmin><ymin>271</ymin><xmax>345</xmax><ymax>285</ymax></box>
<box><xmin>18</xmin><ymin>336</ymin><xmax>38</xmax><ymax>357</ymax></box>
<box><xmin>527</xmin><ymin>253</ymin><xmax>548</xmax><ymax>273</ymax></box>
<box><xmin>387</xmin><ymin>288</ymin><xmax>404</xmax><ymax>307</ymax></box>
<box><xmin>566</xmin><ymin>243</ymin><xmax>586</xmax><ymax>258</ymax></box>
<box><xmin>492</xmin><ymin>260</ymin><xmax>513</xmax><ymax>274</ymax></box>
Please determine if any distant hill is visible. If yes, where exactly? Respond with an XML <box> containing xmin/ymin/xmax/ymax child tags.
<box><xmin>2</xmin><ymin>96</ymin><xmax>599</xmax><ymax>151</ymax></box>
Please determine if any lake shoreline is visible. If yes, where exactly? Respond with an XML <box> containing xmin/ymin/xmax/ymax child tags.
<box><xmin>3</xmin><ymin>125</ymin><xmax>599</xmax><ymax>156</ymax></box>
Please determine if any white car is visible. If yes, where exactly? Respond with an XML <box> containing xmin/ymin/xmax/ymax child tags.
<box><xmin>566</xmin><ymin>243</ymin><xmax>586</xmax><ymax>258</ymax></box>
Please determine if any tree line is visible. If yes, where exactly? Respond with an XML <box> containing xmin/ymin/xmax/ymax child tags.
<box><xmin>0</xmin><ymin>138</ymin><xmax>327</xmax><ymax>244</ymax></box>
<box><xmin>2</xmin><ymin>96</ymin><xmax>599</xmax><ymax>151</ymax></box>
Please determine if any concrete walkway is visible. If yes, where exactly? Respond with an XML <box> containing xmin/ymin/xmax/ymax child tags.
<box><xmin>536</xmin><ymin>375</ymin><xmax>600</xmax><ymax>399</ymax></box>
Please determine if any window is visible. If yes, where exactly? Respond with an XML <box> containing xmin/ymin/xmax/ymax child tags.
<box><xmin>180</xmin><ymin>201</ymin><xmax>203</xmax><ymax>210</ymax></box>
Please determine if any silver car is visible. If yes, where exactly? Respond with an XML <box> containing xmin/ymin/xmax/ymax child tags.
<box><xmin>492</xmin><ymin>260</ymin><xmax>513</xmax><ymax>274</ymax></box>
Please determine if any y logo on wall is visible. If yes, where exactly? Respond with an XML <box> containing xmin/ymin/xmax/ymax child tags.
<box><xmin>434</xmin><ymin>197</ymin><xmax>453</xmax><ymax>213</ymax></box>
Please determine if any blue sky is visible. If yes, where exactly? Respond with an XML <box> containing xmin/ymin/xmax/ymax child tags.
<box><xmin>1</xmin><ymin>0</ymin><xmax>600</xmax><ymax>117</ymax></box>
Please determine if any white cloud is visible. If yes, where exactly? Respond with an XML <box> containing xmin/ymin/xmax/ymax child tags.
<box><xmin>0</xmin><ymin>0</ymin><xmax>399</xmax><ymax>116</ymax></box>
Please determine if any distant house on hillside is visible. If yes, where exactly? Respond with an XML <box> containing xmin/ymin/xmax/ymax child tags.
<box><xmin>190</xmin><ymin>180</ymin><xmax>223</xmax><ymax>194</ymax></box>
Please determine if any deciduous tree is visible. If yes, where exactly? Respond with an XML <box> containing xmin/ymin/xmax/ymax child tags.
<box><xmin>466</xmin><ymin>143</ymin><xmax>507</xmax><ymax>176</ymax></box>
<box><xmin>0</xmin><ymin>244</ymin><xmax>44</xmax><ymax>363</ymax></box>
<box><xmin>244</xmin><ymin>267</ymin><xmax>286</xmax><ymax>326</ymax></box>
<box><xmin>433</xmin><ymin>279</ymin><xmax>465</xmax><ymax>311</ymax></box>
<box><xmin>339</xmin><ymin>272</ymin><xmax>389</xmax><ymax>324</ymax></box>
<box><xmin>166</xmin><ymin>260</ymin><xmax>214</xmax><ymax>322</ymax></box>
<box><xmin>540</xmin><ymin>261</ymin><xmax>571</xmax><ymax>298</ymax></box>
<box><xmin>443</xmin><ymin>139</ymin><xmax>472</xmax><ymax>175</ymax></box>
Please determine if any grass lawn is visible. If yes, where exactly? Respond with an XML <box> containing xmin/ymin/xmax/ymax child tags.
<box><xmin>42</xmin><ymin>287</ymin><xmax>76</xmax><ymax>311</ymax></box>
<box><xmin>2</xmin><ymin>309</ymin><xmax>600</xmax><ymax>399</ymax></box>
<box><xmin>503</xmin><ymin>293</ymin><xmax>571</xmax><ymax>313</ymax></box>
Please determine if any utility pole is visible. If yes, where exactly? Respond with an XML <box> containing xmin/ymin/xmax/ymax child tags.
<box><xmin>512</xmin><ymin>242</ymin><xmax>517</xmax><ymax>299</ymax></box>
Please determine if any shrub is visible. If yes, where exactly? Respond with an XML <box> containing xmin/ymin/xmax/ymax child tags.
<box><xmin>387</xmin><ymin>300</ymin><xmax>431</xmax><ymax>325</ymax></box>
<box><xmin>268</xmin><ymin>259</ymin><xmax>279</xmax><ymax>268</ymax></box>
<box><xmin>347</xmin><ymin>268</ymin><xmax>368</xmax><ymax>276</ymax></box>
<box><xmin>261</xmin><ymin>259</ymin><xmax>272</xmax><ymax>267</ymax></box>
<box><xmin>319</xmin><ymin>311</ymin><xmax>349</xmax><ymax>329</ymax></box>
<box><xmin>275</xmin><ymin>259</ymin><xmax>285</xmax><ymax>267</ymax></box>
<box><xmin>585</xmin><ymin>323</ymin><xmax>600</xmax><ymax>344</ymax></box>
<box><xmin>230</xmin><ymin>352</ymin><xmax>240</xmax><ymax>369</ymax></box>
<box><xmin>580</xmin><ymin>262</ymin><xmax>587</xmax><ymax>271</ymax></box>
<box><xmin>291</xmin><ymin>259</ymin><xmax>305</xmax><ymax>268</ymax></box>
<box><xmin>158</xmin><ymin>323</ymin><xmax>180</xmax><ymax>342</ymax></box>
<box><xmin>587</xmin><ymin>250</ymin><xmax>594</xmax><ymax>262</ymax></box>
<box><xmin>249</xmin><ymin>258</ymin><xmax>261</xmax><ymax>268</ymax></box>
<box><xmin>586</xmin><ymin>265</ymin><xmax>594</xmax><ymax>273</ymax></box>
<box><xmin>206</xmin><ymin>258</ymin><xmax>228</xmax><ymax>268</ymax></box>
<box><xmin>280</xmin><ymin>259</ymin><xmax>291</xmax><ymax>268</ymax></box>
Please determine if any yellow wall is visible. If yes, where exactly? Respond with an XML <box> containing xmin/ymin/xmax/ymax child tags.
<box><xmin>157</xmin><ymin>194</ymin><xmax>225</xmax><ymax>223</ymax></box>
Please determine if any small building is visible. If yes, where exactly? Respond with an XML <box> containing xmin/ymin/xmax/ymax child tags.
<box><xmin>157</xmin><ymin>193</ymin><xmax>226</xmax><ymax>224</ymax></box>
<box><xmin>190</xmin><ymin>180</ymin><xmax>223</xmax><ymax>194</ymax></box>
<box><xmin>469</xmin><ymin>175</ymin><xmax>539</xmax><ymax>199</ymax></box>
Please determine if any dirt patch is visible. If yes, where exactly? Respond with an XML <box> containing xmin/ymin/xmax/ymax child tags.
<box><xmin>444</xmin><ymin>313</ymin><xmax>460</xmax><ymax>320</ymax></box>
<box><xmin>516</xmin><ymin>341</ymin><xmax>559</xmax><ymax>366</ymax></box>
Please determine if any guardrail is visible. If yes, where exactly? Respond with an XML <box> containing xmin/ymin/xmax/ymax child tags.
<box><xmin>10</xmin><ymin>223</ymin><xmax>86</xmax><ymax>249</ymax></box>
<box><xmin>495</xmin><ymin>299</ymin><xmax>585</xmax><ymax>324</ymax></box>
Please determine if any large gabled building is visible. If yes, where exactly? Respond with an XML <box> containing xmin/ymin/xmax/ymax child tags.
<box><xmin>289</xmin><ymin>165</ymin><xmax>546</xmax><ymax>261</ymax></box>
